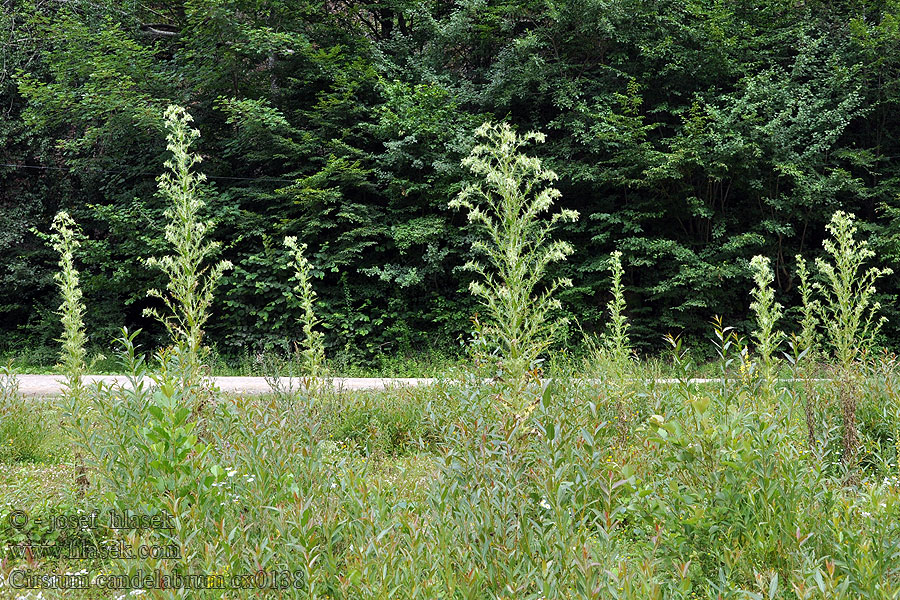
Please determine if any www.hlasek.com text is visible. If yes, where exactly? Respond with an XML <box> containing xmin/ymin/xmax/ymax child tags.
<box><xmin>6</xmin><ymin>539</ymin><xmax>181</xmax><ymax>560</ymax></box>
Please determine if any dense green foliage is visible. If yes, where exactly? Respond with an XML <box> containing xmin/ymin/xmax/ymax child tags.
<box><xmin>3</xmin><ymin>0</ymin><xmax>900</xmax><ymax>360</ymax></box>
<box><xmin>3</xmin><ymin>346</ymin><xmax>900</xmax><ymax>598</ymax></box>
<box><xmin>1</xmin><ymin>155</ymin><xmax>898</xmax><ymax>596</ymax></box>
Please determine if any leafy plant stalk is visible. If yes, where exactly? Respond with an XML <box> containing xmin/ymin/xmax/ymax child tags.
<box><xmin>49</xmin><ymin>211</ymin><xmax>87</xmax><ymax>394</ymax></box>
<box><xmin>48</xmin><ymin>211</ymin><xmax>89</xmax><ymax>488</ymax></box>
<box><xmin>145</xmin><ymin>105</ymin><xmax>232</xmax><ymax>382</ymax></box>
<box><xmin>449</xmin><ymin>121</ymin><xmax>578</xmax><ymax>398</ymax></box>
<box><xmin>815</xmin><ymin>211</ymin><xmax>892</xmax><ymax>464</ymax></box>
<box><xmin>285</xmin><ymin>236</ymin><xmax>326</xmax><ymax>380</ymax></box>
<box><xmin>749</xmin><ymin>255</ymin><xmax>784</xmax><ymax>389</ymax></box>
<box><xmin>604</xmin><ymin>250</ymin><xmax>632</xmax><ymax>368</ymax></box>
<box><xmin>795</xmin><ymin>255</ymin><xmax>819</xmax><ymax>360</ymax></box>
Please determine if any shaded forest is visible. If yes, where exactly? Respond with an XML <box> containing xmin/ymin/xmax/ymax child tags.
<box><xmin>2</xmin><ymin>0</ymin><xmax>900</xmax><ymax>362</ymax></box>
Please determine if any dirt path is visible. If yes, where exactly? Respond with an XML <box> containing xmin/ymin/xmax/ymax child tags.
<box><xmin>13</xmin><ymin>375</ymin><xmax>436</xmax><ymax>397</ymax></box>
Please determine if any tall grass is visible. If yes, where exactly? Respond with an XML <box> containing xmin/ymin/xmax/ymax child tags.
<box><xmin>0</xmin><ymin>364</ymin><xmax>51</xmax><ymax>462</ymax></box>
<box><xmin>40</xmin><ymin>367</ymin><xmax>897</xmax><ymax>598</ymax></box>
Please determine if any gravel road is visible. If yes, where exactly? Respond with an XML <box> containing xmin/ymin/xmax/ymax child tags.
<box><xmin>12</xmin><ymin>374</ymin><xmax>820</xmax><ymax>397</ymax></box>
<box><xmin>13</xmin><ymin>375</ymin><xmax>436</xmax><ymax>397</ymax></box>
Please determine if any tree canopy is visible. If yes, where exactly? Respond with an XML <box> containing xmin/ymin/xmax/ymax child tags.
<box><xmin>2</xmin><ymin>0</ymin><xmax>899</xmax><ymax>361</ymax></box>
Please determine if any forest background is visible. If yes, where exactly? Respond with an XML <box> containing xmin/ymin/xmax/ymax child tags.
<box><xmin>3</xmin><ymin>0</ymin><xmax>900</xmax><ymax>367</ymax></box>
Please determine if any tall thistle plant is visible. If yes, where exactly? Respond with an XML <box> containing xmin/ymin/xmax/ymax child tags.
<box><xmin>604</xmin><ymin>250</ymin><xmax>632</xmax><ymax>367</ymax></box>
<box><xmin>795</xmin><ymin>255</ymin><xmax>819</xmax><ymax>359</ymax></box>
<box><xmin>49</xmin><ymin>211</ymin><xmax>90</xmax><ymax>490</ymax></box>
<box><xmin>749</xmin><ymin>255</ymin><xmax>784</xmax><ymax>388</ymax></box>
<box><xmin>449</xmin><ymin>122</ymin><xmax>579</xmax><ymax>392</ymax></box>
<box><xmin>602</xmin><ymin>250</ymin><xmax>634</xmax><ymax>444</ymax></box>
<box><xmin>49</xmin><ymin>211</ymin><xmax>87</xmax><ymax>396</ymax></box>
<box><xmin>815</xmin><ymin>211</ymin><xmax>891</xmax><ymax>368</ymax></box>
<box><xmin>285</xmin><ymin>236</ymin><xmax>326</xmax><ymax>379</ymax></box>
<box><xmin>145</xmin><ymin>105</ymin><xmax>232</xmax><ymax>382</ymax></box>
<box><xmin>584</xmin><ymin>250</ymin><xmax>633</xmax><ymax>375</ymax></box>
<box><xmin>814</xmin><ymin>211</ymin><xmax>891</xmax><ymax>464</ymax></box>
<box><xmin>795</xmin><ymin>255</ymin><xmax>821</xmax><ymax>451</ymax></box>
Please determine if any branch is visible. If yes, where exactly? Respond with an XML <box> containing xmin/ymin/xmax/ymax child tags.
<box><xmin>140</xmin><ymin>23</ymin><xmax>179</xmax><ymax>37</ymax></box>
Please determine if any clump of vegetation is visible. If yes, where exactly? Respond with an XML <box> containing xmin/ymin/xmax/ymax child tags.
<box><xmin>814</xmin><ymin>211</ymin><xmax>891</xmax><ymax>464</ymax></box>
<box><xmin>449</xmin><ymin>121</ymin><xmax>578</xmax><ymax>397</ymax></box>
<box><xmin>10</xmin><ymin>102</ymin><xmax>900</xmax><ymax>600</ymax></box>
<box><xmin>0</xmin><ymin>364</ymin><xmax>51</xmax><ymax>463</ymax></box>
<box><xmin>56</xmin><ymin>107</ymin><xmax>229</xmax><ymax>590</ymax></box>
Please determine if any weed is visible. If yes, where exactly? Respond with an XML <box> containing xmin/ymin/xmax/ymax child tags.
<box><xmin>795</xmin><ymin>255</ymin><xmax>819</xmax><ymax>360</ymax></box>
<box><xmin>814</xmin><ymin>210</ymin><xmax>892</xmax><ymax>464</ymax></box>
<box><xmin>49</xmin><ymin>211</ymin><xmax>87</xmax><ymax>394</ymax></box>
<box><xmin>284</xmin><ymin>236</ymin><xmax>326</xmax><ymax>380</ymax></box>
<box><xmin>48</xmin><ymin>211</ymin><xmax>91</xmax><ymax>490</ymax></box>
<box><xmin>0</xmin><ymin>364</ymin><xmax>50</xmax><ymax>462</ymax></box>
<box><xmin>145</xmin><ymin>105</ymin><xmax>232</xmax><ymax>383</ymax></box>
<box><xmin>450</xmin><ymin>121</ymin><xmax>578</xmax><ymax>399</ymax></box>
<box><xmin>749</xmin><ymin>254</ymin><xmax>784</xmax><ymax>389</ymax></box>
<box><xmin>815</xmin><ymin>211</ymin><xmax>891</xmax><ymax>368</ymax></box>
<box><xmin>586</xmin><ymin>250</ymin><xmax>633</xmax><ymax>376</ymax></box>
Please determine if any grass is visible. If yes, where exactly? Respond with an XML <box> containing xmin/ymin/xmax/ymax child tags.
<box><xmin>0</xmin><ymin>344</ymin><xmax>841</xmax><ymax>380</ymax></box>
<box><xmin>1</xmin><ymin>354</ymin><xmax>898</xmax><ymax>599</ymax></box>
<box><xmin>0</xmin><ymin>347</ymin><xmax>466</xmax><ymax>378</ymax></box>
